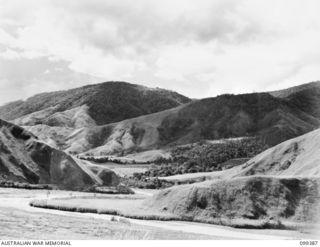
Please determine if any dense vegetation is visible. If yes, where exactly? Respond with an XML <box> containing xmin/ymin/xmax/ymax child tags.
<box><xmin>153</xmin><ymin>138</ymin><xmax>267</xmax><ymax>175</ymax></box>
<box><xmin>121</xmin><ymin>177</ymin><xmax>174</xmax><ymax>189</ymax></box>
<box><xmin>79</xmin><ymin>155</ymin><xmax>151</xmax><ymax>165</ymax></box>
<box><xmin>0</xmin><ymin>180</ymin><xmax>54</xmax><ymax>190</ymax></box>
<box><xmin>124</xmin><ymin>138</ymin><xmax>269</xmax><ymax>189</ymax></box>
<box><xmin>0</xmin><ymin>81</ymin><xmax>190</xmax><ymax>125</ymax></box>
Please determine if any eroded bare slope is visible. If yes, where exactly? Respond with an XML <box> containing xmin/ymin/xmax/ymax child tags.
<box><xmin>0</xmin><ymin>119</ymin><xmax>118</xmax><ymax>190</ymax></box>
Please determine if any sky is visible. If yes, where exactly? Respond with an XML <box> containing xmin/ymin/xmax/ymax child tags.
<box><xmin>1</xmin><ymin>0</ymin><xmax>320</xmax><ymax>105</ymax></box>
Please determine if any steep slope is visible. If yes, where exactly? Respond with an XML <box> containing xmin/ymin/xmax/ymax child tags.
<box><xmin>234</xmin><ymin>127</ymin><xmax>320</xmax><ymax>177</ymax></box>
<box><xmin>24</xmin><ymin>124</ymin><xmax>75</xmax><ymax>150</ymax></box>
<box><xmin>69</xmin><ymin>106</ymin><xmax>183</xmax><ymax>155</ymax></box>
<box><xmin>270</xmin><ymin>81</ymin><xmax>320</xmax><ymax>121</ymax></box>
<box><xmin>286</xmin><ymin>86</ymin><xmax>320</xmax><ymax>120</ymax></box>
<box><xmin>148</xmin><ymin>176</ymin><xmax>319</xmax><ymax>225</ymax></box>
<box><xmin>0</xmin><ymin>81</ymin><xmax>191</xmax><ymax>127</ymax></box>
<box><xmin>13</xmin><ymin>105</ymin><xmax>96</xmax><ymax>128</ymax></box>
<box><xmin>147</xmin><ymin>128</ymin><xmax>320</xmax><ymax>227</ymax></box>
<box><xmin>155</xmin><ymin>93</ymin><xmax>319</xmax><ymax>146</ymax></box>
<box><xmin>0</xmin><ymin>119</ymin><xmax>118</xmax><ymax>190</ymax></box>
<box><xmin>37</xmin><ymin>91</ymin><xmax>319</xmax><ymax>155</ymax></box>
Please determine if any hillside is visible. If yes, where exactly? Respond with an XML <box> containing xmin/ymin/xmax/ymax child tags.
<box><xmin>161</xmin><ymin>127</ymin><xmax>320</xmax><ymax>183</ymax></box>
<box><xmin>148</xmin><ymin>176</ymin><xmax>319</xmax><ymax>225</ymax></box>
<box><xmin>27</xmin><ymin>127</ymin><xmax>320</xmax><ymax>230</ymax></box>
<box><xmin>0</xmin><ymin>119</ymin><xmax>119</xmax><ymax>190</ymax></box>
<box><xmin>147</xmin><ymin>128</ymin><xmax>320</xmax><ymax>228</ymax></box>
<box><xmin>0</xmin><ymin>81</ymin><xmax>191</xmax><ymax>127</ymax></box>
<box><xmin>3</xmin><ymin>81</ymin><xmax>320</xmax><ymax>156</ymax></box>
<box><xmin>37</xmin><ymin>90</ymin><xmax>319</xmax><ymax>156</ymax></box>
<box><xmin>269</xmin><ymin>81</ymin><xmax>320</xmax><ymax>98</ymax></box>
<box><xmin>270</xmin><ymin>81</ymin><xmax>320</xmax><ymax>121</ymax></box>
<box><xmin>129</xmin><ymin>138</ymin><xmax>265</xmax><ymax>181</ymax></box>
<box><xmin>236</xmin><ymin>127</ymin><xmax>320</xmax><ymax>177</ymax></box>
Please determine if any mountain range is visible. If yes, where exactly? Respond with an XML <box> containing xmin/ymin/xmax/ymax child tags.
<box><xmin>0</xmin><ymin>81</ymin><xmax>319</xmax><ymax>157</ymax></box>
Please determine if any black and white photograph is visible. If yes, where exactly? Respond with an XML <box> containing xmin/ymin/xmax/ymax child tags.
<box><xmin>0</xmin><ymin>0</ymin><xmax>319</xmax><ymax>243</ymax></box>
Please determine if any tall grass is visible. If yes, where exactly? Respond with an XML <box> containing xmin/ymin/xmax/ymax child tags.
<box><xmin>29</xmin><ymin>199</ymin><xmax>299</xmax><ymax>230</ymax></box>
<box><xmin>0</xmin><ymin>180</ymin><xmax>54</xmax><ymax>190</ymax></box>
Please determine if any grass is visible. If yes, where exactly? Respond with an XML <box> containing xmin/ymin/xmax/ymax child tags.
<box><xmin>0</xmin><ymin>180</ymin><xmax>55</xmax><ymax>190</ymax></box>
<box><xmin>87</xmin><ymin>185</ymin><xmax>135</xmax><ymax>194</ymax></box>
<box><xmin>29</xmin><ymin>197</ymin><xmax>180</xmax><ymax>221</ymax></box>
<box><xmin>1</xmin><ymin>198</ymin><xmax>214</xmax><ymax>239</ymax></box>
<box><xmin>29</xmin><ymin>175</ymin><xmax>320</xmax><ymax>231</ymax></box>
<box><xmin>0</xmin><ymin>179</ymin><xmax>134</xmax><ymax>195</ymax></box>
<box><xmin>29</xmin><ymin>196</ymin><xmax>302</xmax><ymax>230</ymax></box>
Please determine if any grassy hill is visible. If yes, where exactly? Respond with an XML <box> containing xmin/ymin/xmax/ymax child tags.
<box><xmin>56</xmin><ymin>88</ymin><xmax>320</xmax><ymax>156</ymax></box>
<box><xmin>156</xmin><ymin>92</ymin><xmax>319</xmax><ymax>146</ymax></box>
<box><xmin>3</xmin><ymin>81</ymin><xmax>320</xmax><ymax>157</ymax></box>
<box><xmin>269</xmin><ymin>80</ymin><xmax>320</xmax><ymax>98</ymax></box>
<box><xmin>146</xmin><ymin>128</ymin><xmax>320</xmax><ymax>228</ymax></box>
<box><xmin>147</xmin><ymin>176</ymin><xmax>319</xmax><ymax>228</ymax></box>
<box><xmin>0</xmin><ymin>81</ymin><xmax>191</xmax><ymax>127</ymax></box>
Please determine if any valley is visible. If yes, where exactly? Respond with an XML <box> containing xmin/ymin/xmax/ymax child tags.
<box><xmin>2</xmin><ymin>0</ymin><xmax>320</xmax><ymax>241</ymax></box>
<box><xmin>0</xmin><ymin>80</ymin><xmax>320</xmax><ymax>240</ymax></box>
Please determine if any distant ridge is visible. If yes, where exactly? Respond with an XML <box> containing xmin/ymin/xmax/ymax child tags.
<box><xmin>28</xmin><ymin>89</ymin><xmax>320</xmax><ymax>156</ymax></box>
<box><xmin>269</xmin><ymin>81</ymin><xmax>320</xmax><ymax>98</ymax></box>
<box><xmin>2</xmin><ymin>80</ymin><xmax>320</xmax><ymax>156</ymax></box>
<box><xmin>0</xmin><ymin>81</ymin><xmax>191</xmax><ymax>127</ymax></box>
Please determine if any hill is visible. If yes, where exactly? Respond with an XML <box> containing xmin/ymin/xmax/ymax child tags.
<box><xmin>235</xmin><ymin>127</ymin><xmax>320</xmax><ymax>177</ymax></box>
<box><xmin>269</xmin><ymin>81</ymin><xmax>320</xmax><ymax>98</ymax></box>
<box><xmin>0</xmin><ymin>81</ymin><xmax>191</xmax><ymax>127</ymax></box>
<box><xmin>0</xmin><ymin>119</ymin><xmax>119</xmax><ymax>190</ymax></box>
<box><xmin>48</xmin><ymin>90</ymin><xmax>320</xmax><ymax>155</ymax></box>
<box><xmin>3</xmin><ymin>81</ymin><xmax>320</xmax><ymax>156</ymax></box>
<box><xmin>148</xmin><ymin>176</ymin><xmax>319</xmax><ymax>227</ymax></box>
<box><xmin>160</xmin><ymin>127</ymin><xmax>320</xmax><ymax>183</ymax></box>
<box><xmin>147</xmin><ymin>128</ymin><xmax>320</xmax><ymax>228</ymax></box>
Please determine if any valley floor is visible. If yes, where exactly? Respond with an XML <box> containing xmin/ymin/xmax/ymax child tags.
<box><xmin>0</xmin><ymin>188</ymin><xmax>215</xmax><ymax>240</ymax></box>
<box><xmin>1</xmin><ymin>188</ymin><xmax>317</xmax><ymax>240</ymax></box>
<box><xmin>86</xmin><ymin>162</ymin><xmax>151</xmax><ymax>177</ymax></box>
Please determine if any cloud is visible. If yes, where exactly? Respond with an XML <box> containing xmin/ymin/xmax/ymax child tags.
<box><xmin>0</xmin><ymin>56</ymin><xmax>103</xmax><ymax>104</ymax></box>
<box><xmin>0</xmin><ymin>0</ymin><xmax>320</xmax><ymax>105</ymax></box>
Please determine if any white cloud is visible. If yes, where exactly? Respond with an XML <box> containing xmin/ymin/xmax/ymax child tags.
<box><xmin>0</xmin><ymin>48</ymin><xmax>20</xmax><ymax>59</ymax></box>
<box><xmin>155</xmin><ymin>43</ymin><xmax>217</xmax><ymax>81</ymax></box>
<box><xmin>0</xmin><ymin>0</ymin><xmax>320</xmax><ymax>105</ymax></box>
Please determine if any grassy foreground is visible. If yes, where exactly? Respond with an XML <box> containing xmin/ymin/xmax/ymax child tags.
<box><xmin>0</xmin><ymin>188</ymin><xmax>222</xmax><ymax>240</ymax></box>
<box><xmin>30</xmin><ymin>196</ymin><xmax>181</xmax><ymax>221</ymax></box>
<box><xmin>29</xmin><ymin>195</ymin><xmax>309</xmax><ymax>230</ymax></box>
